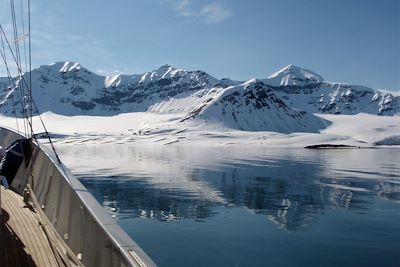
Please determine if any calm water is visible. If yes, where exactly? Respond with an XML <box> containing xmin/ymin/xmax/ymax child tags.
<box><xmin>56</xmin><ymin>145</ymin><xmax>400</xmax><ymax>267</ymax></box>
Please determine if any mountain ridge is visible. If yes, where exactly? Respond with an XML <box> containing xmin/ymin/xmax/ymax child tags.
<box><xmin>0</xmin><ymin>62</ymin><xmax>398</xmax><ymax>132</ymax></box>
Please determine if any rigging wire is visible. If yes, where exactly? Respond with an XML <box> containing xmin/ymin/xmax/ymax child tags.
<box><xmin>28</xmin><ymin>0</ymin><xmax>33</xmax><ymax>131</ymax></box>
<box><xmin>0</xmin><ymin>33</ymin><xmax>20</xmax><ymax>133</ymax></box>
<box><xmin>0</xmin><ymin>23</ymin><xmax>30</xmax><ymax>128</ymax></box>
<box><xmin>20</xmin><ymin>0</ymin><xmax>28</xmax><ymax>74</ymax></box>
<box><xmin>8</xmin><ymin>0</ymin><xmax>28</xmax><ymax>135</ymax></box>
<box><xmin>13</xmin><ymin>0</ymin><xmax>28</xmax><ymax>136</ymax></box>
<box><xmin>1</xmin><ymin>3</ymin><xmax>75</xmax><ymax>263</ymax></box>
<box><xmin>0</xmin><ymin>3</ymin><xmax>63</xmax><ymax>164</ymax></box>
<box><xmin>20</xmin><ymin>0</ymin><xmax>32</xmax><ymax>137</ymax></box>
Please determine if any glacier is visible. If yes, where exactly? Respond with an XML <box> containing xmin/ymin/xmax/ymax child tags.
<box><xmin>0</xmin><ymin>62</ymin><xmax>399</xmax><ymax>146</ymax></box>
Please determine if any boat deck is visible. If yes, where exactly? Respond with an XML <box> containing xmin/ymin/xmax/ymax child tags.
<box><xmin>1</xmin><ymin>186</ymin><xmax>58</xmax><ymax>267</ymax></box>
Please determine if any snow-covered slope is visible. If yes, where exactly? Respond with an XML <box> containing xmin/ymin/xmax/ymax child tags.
<box><xmin>181</xmin><ymin>80</ymin><xmax>329</xmax><ymax>133</ymax></box>
<box><xmin>0</xmin><ymin>62</ymin><xmax>106</xmax><ymax>116</ymax></box>
<box><xmin>0</xmin><ymin>77</ymin><xmax>12</xmax><ymax>99</ymax></box>
<box><xmin>0</xmin><ymin>62</ymin><xmax>398</xmax><ymax>123</ymax></box>
<box><xmin>263</xmin><ymin>65</ymin><xmax>399</xmax><ymax>115</ymax></box>
<box><xmin>0</xmin><ymin>62</ymin><xmax>220</xmax><ymax>116</ymax></box>
<box><xmin>272</xmin><ymin>82</ymin><xmax>399</xmax><ymax>115</ymax></box>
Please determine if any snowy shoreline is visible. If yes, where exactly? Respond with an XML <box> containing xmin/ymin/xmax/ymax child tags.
<box><xmin>1</xmin><ymin>112</ymin><xmax>399</xmax><ymax>148</ymax></box>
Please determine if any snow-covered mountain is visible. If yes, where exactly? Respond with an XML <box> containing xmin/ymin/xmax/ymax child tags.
<box><xmin>0</xmin><ymin>62</ymin><xmax>398</xmax><ymax>132</ymax></box>
<box><xmin>0</xmin><ymin>78</ymin><xmax>10</xmax><ymax>110</ymax></box>
<box><xmin>181</xmin><ymin>79</ymin><xmax>328</xmax><ymax>133</ymax></box>
<box><xmin>0</xmin><ymin>62</ymin><xmax>219</xmax><ymax>116</ymax></box>
<box><xmin>263</xmin><ymin>65</ymin><xmax>399</xmax><ymax>115</ymax></box>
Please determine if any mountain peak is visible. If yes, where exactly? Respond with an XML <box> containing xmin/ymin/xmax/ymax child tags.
<box><xmin>267</xmin><ymin>64</ymin><xmax>323</xmax><ymax>86</ymax></box>
<box><xmin>37</xmin><ymin>61</ymin><xmax>85</xmax><ymax>73</ymax></box>
<box><xmin>283</xmin><ymin>64</ymin><xmax>295</xmax><ymax>69</ymax></box>
<box><xmin>157</xmin><ymin>64</ymin><xmax>172</xmax><ymax>70</ymax></box>
<box><xmin>151</xmin><ymin>64</ymin><xmax>180</xmax><ymax>79</ymax></box>
<box><xmin>59</xmin><ymin>62</ymin><xmax>82</xmax><ymax>72</ymax></box>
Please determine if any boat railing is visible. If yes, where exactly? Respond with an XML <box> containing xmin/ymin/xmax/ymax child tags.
<box><xmin>0</xmin><ymin>126</ymin><xmax>157</xmax><ymax>267</ymax></box>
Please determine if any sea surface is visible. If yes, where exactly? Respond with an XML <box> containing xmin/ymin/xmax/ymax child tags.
<box><xmin>56</xmin><ymin>145</ymin><xmax>400</xmax><ymax>267</ymax></box>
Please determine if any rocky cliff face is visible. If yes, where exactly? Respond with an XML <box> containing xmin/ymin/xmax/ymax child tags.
<box><xmin>182</xmin><ymin>79</ymin><xmax>329</xmax><ymax>133</ymax></box>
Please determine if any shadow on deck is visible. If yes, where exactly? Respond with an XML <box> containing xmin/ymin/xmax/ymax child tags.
<box><xmin>1</xmin><ymin>187</ymin><xmax>58</xmax><ymax>267</ymax></box>
<box><xmin>1</xmin><ymin>209</ymin><xmax>37</xmax><ymax>267</ymax></box>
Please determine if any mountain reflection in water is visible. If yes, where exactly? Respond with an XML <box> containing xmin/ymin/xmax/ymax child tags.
<box><xmin>56</xmin><ymin>146</ymin><xmax>400</xmax><ymax>231</ymax></box>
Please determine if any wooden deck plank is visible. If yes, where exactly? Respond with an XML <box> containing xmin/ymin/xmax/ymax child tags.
<box><xmin>1</xmin><ymin>186</ymin><xmax>59</xmax><ymax>267</ymax></box>
<box><xmin>6</xmin><ymin>191</ymin><xmax>51</xmax><ymax>267</ymax></box>
<box><xmin>5</xmin><ymin>192</ymin><xmax>44</xmax><ymax>266</ymax></box>
<box><xmin>2</xmin><ymin>187</ymin><xmax>50</xmax><ymax>267</ymax></box>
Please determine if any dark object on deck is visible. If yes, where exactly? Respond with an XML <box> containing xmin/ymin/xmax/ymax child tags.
<box><xmin>0</xmin><ymin>139</ymin><xmax>32</xmax><ymax>185</ymax></box>
<box><xmin>305</xmin><ymin>144</ymin><xmax>361</xmax><ymax>149</ymax></box>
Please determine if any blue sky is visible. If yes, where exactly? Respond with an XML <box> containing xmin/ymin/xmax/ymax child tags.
<box><xmin>1</xmin><ymin>0</ymin><xmax>399</xmax><ymax>90</ymax></box>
